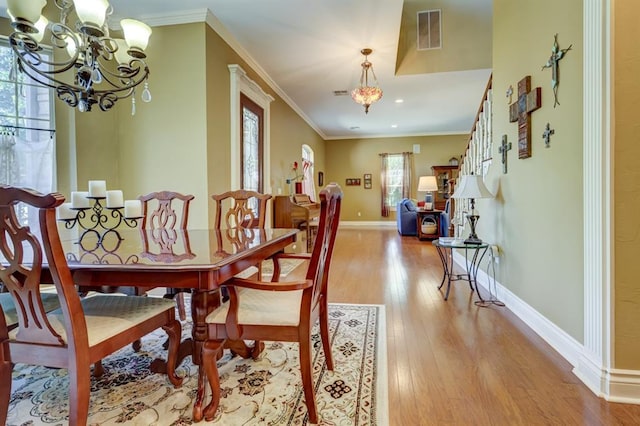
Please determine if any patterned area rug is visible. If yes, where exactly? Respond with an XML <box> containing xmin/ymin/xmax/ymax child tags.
<box><xmin>260</xmin><ymin>258</ymin><xmax>305</xmax><ymax>279</ymax></box>
<box><xmin>7</xmin><ymin>303</ymin><xmax>387</xmax><ymax>425</ymax></box>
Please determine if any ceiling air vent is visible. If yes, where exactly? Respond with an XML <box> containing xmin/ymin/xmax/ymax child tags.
<box><xmin>333</xmin><ymin>90</ymin><xmax>349</xmax><ymax>96</ymax></box>
<box><xmin>417</xmin><ymin>9</ymin><xmax>442</xmax><ymax>50</ymax></box>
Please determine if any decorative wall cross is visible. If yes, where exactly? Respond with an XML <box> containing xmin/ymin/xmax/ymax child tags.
<box><xmin>506</xmin><ymin>85</ymin><xmax>513</xmax><ymax>104</ymax></box>
<box><xmin>542</xmin><ymin>123</ymin><xmax>555</xmax><ymax>148</ymax></box>
<box><xmin>509</xmin><ymin>76</ymin><xmax>542</xmax><ymax>159</ymax></box>
<box><xmin>498</xmin><ymin>135</ymin><xmax>512</xmax><ymax>174</ymax></box>
<box><xmin>542</xmin><ymin>33</ymin><xmax>572</xmax><ymax>108</ymax></box>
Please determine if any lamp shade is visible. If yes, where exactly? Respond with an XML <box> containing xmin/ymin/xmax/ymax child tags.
<box><xmin>121</xmin><ymin>19</ymin><xmax>152</xmax><ymax>51</ymax></box>
<box><xmin>451</xmin><ymin>174</ymin><xmax>493</xmax><ymax>199</ymax></box>
<box><xmin>114</xmin><ymin>39</ymin><xmax>132</xmax><ymax>65</ymax></box>
<box><xmin>417</xmin><ymin>175</ymin><xmax>438</xmax><ymax>192</ymax></box>
<box><xmin>73</xmin><ymin>0</ymin><xmax>109</xmax><ymax>27</ymax></box>
<box><xmin>7</xmin><ymin>0</ymin><xmax>45</xmax><ymax>24</ymax></box>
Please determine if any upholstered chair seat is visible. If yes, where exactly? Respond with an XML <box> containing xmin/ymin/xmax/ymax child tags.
<box><xmin>8</xmin><ymin>295</ymin><xmax>177</xmax><ymax>346</ymax></box>
<box><xmin>206</xmin><ymin>288</ymin><xmax>303</xmax><ymax>327</ymax></box>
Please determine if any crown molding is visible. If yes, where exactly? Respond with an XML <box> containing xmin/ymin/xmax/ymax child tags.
<box><xmin>138</xmin><ymin>8</ymin><xmax>328</xmax><ymax>140</ymax></box>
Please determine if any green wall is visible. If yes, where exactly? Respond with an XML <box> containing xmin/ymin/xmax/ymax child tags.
<box><xmin>325</xmin><ymin>134</ymin><xmax>467</xmax><ymax>221</ymax></box>
<box><xmin>487</xmin><ymin>0</ymin><xmax>583</xmax><ymax>340</ymax></box>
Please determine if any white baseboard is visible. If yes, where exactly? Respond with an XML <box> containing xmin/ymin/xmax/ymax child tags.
<box><xmin>339</xmin><ymin>221</ymin><xmax>396</xmax><ymax>228</ymax></box>
<box><xmin>451</xmin><ymin>251</ymin><xmax>640</xmax><ymax>405</ymax></box>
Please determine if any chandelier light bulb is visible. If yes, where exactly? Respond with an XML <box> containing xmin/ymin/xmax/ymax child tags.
<box><xmin>32</xmin><ymin>15</ymin><xmax>49</xmax><ymax>43</ymax></box>
<box><xmin>114</xmin><ymin>39</ymin><xmax>132</xmax><ymax>66</ymax></box>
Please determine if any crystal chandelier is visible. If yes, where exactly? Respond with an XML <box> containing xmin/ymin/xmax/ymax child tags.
<box><xmin>351</xmin><ymin>48</ymin><xmax>382</xmax><ymax>114</ymax></box>
<box><xmin>7</xmin><ymin>0</ymin><xmax>152</xmax><ymax>113</ymax></box>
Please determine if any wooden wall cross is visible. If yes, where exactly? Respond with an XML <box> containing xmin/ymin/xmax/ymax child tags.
<box><xmin>509</xmin><ymin>76</ymin><xmax>542</xmax><ymax>159</ymax></box>
<box><xmin>498</xmin><ymin>135</ymin><xmax>512</xmax><ymax>174</ymax></box>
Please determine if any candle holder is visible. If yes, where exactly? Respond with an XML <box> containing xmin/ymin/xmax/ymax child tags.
<box><xmin>59</xmin><ymin>196</ymin><xmax>142</xmax><ymax>251</ymax></box>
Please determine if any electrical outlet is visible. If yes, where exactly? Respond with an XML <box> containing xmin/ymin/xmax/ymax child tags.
<box><xmin>491</xmin><ymin>245</ymin><xmax>500</xmax><ymax>264</ymax></box>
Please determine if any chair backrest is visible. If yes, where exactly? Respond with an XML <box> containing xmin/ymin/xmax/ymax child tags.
<box><xmin>0</xmin><ymin>185</ymin><xmax>83</xmax><ymax>347</ymax></box>
<box><xmin>211</xmin><ymin>190</ymin><xmax>272</xmax><ymax>229</ymax></box>
<box><xmin>305</xmin><ymin>183</ymin><xmax>343</xmax><ymax>306</ymax></box>
<box><xmin>139</xmin><ymin>191</ymin><xmax>194</xmax><ymax>230</ymax></box>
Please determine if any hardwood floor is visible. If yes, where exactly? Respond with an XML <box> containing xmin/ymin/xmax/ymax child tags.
<box><xmin>311</xmin><ymin>227</ymin><xmax>640</xmax><ymax>425</ymax></box>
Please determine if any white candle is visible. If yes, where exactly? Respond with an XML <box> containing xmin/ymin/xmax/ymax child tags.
<box><xmin>124</xmin><ymin>200</ymin><xmax>142</xmax><ymax>218</ymax></box>
<box><xmin>88</xmin><ymin>180</ymin><xmax>107</xmax><ymax>197</ymax></box>
<box><xmin>71</xmin><ymin>191</ymin><xmax>90</xmax><ymax>208</ymax></box>
<box><xmin>106</xmin><ymin>190</ymin><xmax>124</xmax><ymax>208</ymax></box>
<box><xmin>57</xmin><ymin>202</ymin><xmax>76</xmax><ymax>220</ymax></box>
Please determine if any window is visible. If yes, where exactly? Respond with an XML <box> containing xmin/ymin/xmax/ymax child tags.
<box><xmin>384</xmin><ymin>154</ymin><xmax>405</xmax><ymax>207</ymax></box>
<box><xmin>301</xmin><ymin>144</ymin><xmax>316</xmax><ymax>199</ymax></box>
<box><xmin>228</xmin><ymin>64</ymin><xmax>273</xmax><ymax>195</ymax></box>
<box><xmin>240</xmin><ymin>93</ymin><xmax>263</xmax><ymax>193</ymax></box>
<box><xmin>380</xmin><ymin>152</ymin><xmax>412</xmax><ymax>217</ymax></box>
<box><xmin>0</xmin><ymin>38</ymin><xmax>55</xmax><ymax>225</ymax></box>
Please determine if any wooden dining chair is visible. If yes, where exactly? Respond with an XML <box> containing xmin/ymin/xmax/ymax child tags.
<box><xmin>199</xmin><ymin>183</ymin><xmax>343</xmax><ymax>424</ymax></box>
<box><xmin>211</xmin><ymin>189</ymin><xmax>272</xmax><ymax>279</ymax></box>
<box><xmin>212</xmin><ymin>189</ymin><xmax>271</xmax><ymax>230</ymax></box>
<box><xmin>0</xmin><ymin>185</ymin><xmax>183</xmax><ymax>426</ymax></box>
<box><xmin>139</xmin><ymin>191</ymin><xmax>195</xmax><ymax>321</ymax></box>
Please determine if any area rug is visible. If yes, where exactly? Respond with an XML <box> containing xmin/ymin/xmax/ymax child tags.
<box><xmin>260</xmin><ymin>258</ymin><xmax>305</xmax><ymax>279</ymax></box>
<box><xmin>6</xmin><ymin>303</ymin><xmax>388</xmax><ymax>425</ymax></box>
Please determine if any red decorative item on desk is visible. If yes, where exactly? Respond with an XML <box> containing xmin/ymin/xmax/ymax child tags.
<box><xmin>295</xmin><ymin>182</ymin><xmax>303</xmax><ymax>194</ymax></box>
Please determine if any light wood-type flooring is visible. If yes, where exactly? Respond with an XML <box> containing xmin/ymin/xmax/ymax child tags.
<box><xmin>302</xmin><ymin>226</ymin><xmax>640</xmax><ymax>426</ymax></box>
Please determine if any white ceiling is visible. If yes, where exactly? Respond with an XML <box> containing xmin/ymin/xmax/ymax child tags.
<box><xmin>1</xmin><ymin>0</ymin><xmax>493</xmax><ymax>140</ymax></box>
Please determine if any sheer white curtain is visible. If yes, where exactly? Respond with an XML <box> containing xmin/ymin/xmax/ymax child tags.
<box><xmin>0</xmin><ymin>133</ymin><xmax>54</xmax><ymax>193</ymax></box>
<box><xmin>301</xmin><ymin>144</ymin><xmax>317</xmax><ymax>201</ymax></box>
<box><xmin>0</xmin><ymin>131</ymin><xmax>55</xmax><ymax>224</ymax></box>
<box><xmin>302</xmin><ymin>160</ymin><xmax>317</xmax><ymax>201</ymax></box>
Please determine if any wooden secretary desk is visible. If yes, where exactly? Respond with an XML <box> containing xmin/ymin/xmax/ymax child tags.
<box><xmin>431</xmin><ymin>165</ymin><xmax>458</xmax><ymax>211</ymax></box>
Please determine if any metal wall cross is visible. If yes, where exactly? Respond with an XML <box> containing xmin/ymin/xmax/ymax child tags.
<box><xmin>542</xmin><ymin>33</ymin><xmax>572</xmax><ymax>108</ymax></box>
<box><xmin>542</xmin><ymin>123</ymin><xmax>555</xmax><ymax>148</ymax></box>
<box><xmin>498</xmin><ymin>135</ymin><xmax>512</xmax><ymax>174</ymax></box>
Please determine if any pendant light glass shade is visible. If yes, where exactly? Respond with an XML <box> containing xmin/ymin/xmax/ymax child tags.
<box><xmin>73</xmin><ymin>0</ymin><xmax>109</xmax><ymax>28</ymax></box>
<box><xmin>121</xmin><ymin>19</ymin><xmax>152</xmax><ymax>57</ymax></box>
<box><xmin>6</xmin><ymin>0</ymin><xmax>45</xmax><ymax>26</ymax></box>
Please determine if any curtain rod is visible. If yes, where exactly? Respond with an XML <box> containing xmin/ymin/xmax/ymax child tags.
<box><xmin>1</xmin><ymin>124</ymin><xmax>56</xmax><ymax>133</ymax></box>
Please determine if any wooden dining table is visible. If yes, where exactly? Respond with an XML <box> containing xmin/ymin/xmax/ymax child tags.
<box><xmin>56</xmin><ymin>224</ymin><xmax>299</xmax><ymax>420</ymax></box>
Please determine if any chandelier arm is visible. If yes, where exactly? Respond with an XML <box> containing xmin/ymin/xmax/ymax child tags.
<box><xmin>369</xmin><ymin>66</ymin><xmax>380</xmax><ymax>86</ymax></box>
<box><xmin>99</xmin><ymin>71</ymin><xmax>148</xmax><ymax>96</ymax></box>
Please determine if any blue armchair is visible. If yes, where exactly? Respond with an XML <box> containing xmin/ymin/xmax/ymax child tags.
<box><xmin>397</xmin><ymin>198</ymin><xmax>417</xmax><ymax>236</ymax></box>
<box><xmin>440</xmin><ymin>198</ymin><xmax>451</xmax><ymax>237</ymax></box>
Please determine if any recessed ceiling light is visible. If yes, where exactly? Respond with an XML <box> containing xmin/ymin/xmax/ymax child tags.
<box><xmin>395</xmin><ymin>99</ymin><xmax>404</xmax><ymax>103</ymax></box>
<box><xmin>391</xmin><ymin>124</ymin><xmax>398</xmax><ymax>128</ymax></box>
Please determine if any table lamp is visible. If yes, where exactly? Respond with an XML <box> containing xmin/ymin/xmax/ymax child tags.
<box><xmin>451</xmin><ymin>173</ymin><xmax>493</xmax><ymax>244</ymax></box>
<box><xmin>417</xmin><ymin>175</ymin><xmax>438</xmax><ymax>210</ymax></box>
